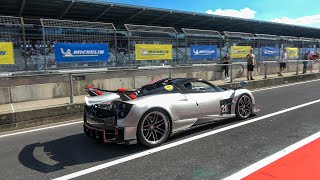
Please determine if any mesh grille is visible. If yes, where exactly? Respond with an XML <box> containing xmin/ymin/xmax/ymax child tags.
<box><xmin>280</xmin><ymin>36</ymin><xmax>301</xmax><ymax>41</ymax></box>
<box><xmin>255</xmin><ymin>34</ymin><xmax>280</xmax><ymax>40</ymax></box>
<box><xmin>125</xmin><ymin>24</ymin><xmax>177</xmax><ymax>34</ymax></box>
<box><xmin>182</xmin><ymin>28</ymin><xmax>221</xmax><ymax>37</ymax></box>
<box><xmin>41</xmin><ymin>19</ymin><xmax>115</xmax><ymax>30</ymax></box>
<box><xmin>0</xmin><ymin>16</ymin><xmax>22</xmax><ymax>26</ymax></box>
<box><xmin>224</xmin><ymin>31</ymin><xmax>254</xmax><ymax>38</ymax></box>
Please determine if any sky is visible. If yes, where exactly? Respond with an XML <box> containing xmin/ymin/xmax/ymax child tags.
<box><xmin>98</xmin><ymin>0</ymin><xmax>320</xmax><ymax>28</ymax></box>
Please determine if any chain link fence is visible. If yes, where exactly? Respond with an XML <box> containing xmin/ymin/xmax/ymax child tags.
<box><xmin>40</xmin><ymin>18</ymin><xmax>116</xmax><ymax>71</ymax></box>
<box><xmin>1</xmin><ymin>15</ymin><xmax>320</xmax><ymax>75</ymax></box>
<box><xmin>125</xmin><ymin>24</ymin><xmax>178</xmax><ymax>67</ymax></box>
<box><xmin>182</xmin><ymin>28</ymin><xmax>221</xmax><ymax>64</ymax></box>
<box><xmin>223</xmin><ymin>31</ymin><xmax>256</xmax><ymax>62</ymax></box>
<box><xmin>0</xmin><ymin>16</ymin><xmax>26</xmax><ymax>74</ymax></box>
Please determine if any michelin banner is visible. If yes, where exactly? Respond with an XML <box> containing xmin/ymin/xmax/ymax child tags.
<box><xmin>190</xmin><ymin>45</ymin><xmax>217</xmax><ymax>59</ymax></box>
<box><xmin>261</xmin><ymin>46</ymin><xmax>279</xmax><ymax>57</ymax></box>
<box><xmin>0</xmin><ymin>42</ymin><xmax>15</xmax><ymax>64</ymax></box>
<box><xmin>54</xmin><ymin>43</ymin><xmax>109</xmax><ymax>63</ymax></box>
<box><xmin>135</xmin><ymin>44</ymin><xmax>172</xmax><ymax>60</ymax></box>
<box><xmin>230</xmin><ymin>46</ymin><xmax>251</xmax><ymax>58</ymax></box>
<box><xmin>286</xmin><ymin>47</ymin><xmax>298</xmax><ymax>57</ymax></box>
<box><xmin>305</xmin><ymin>48</ymin><xmax>316</xmax><ymax>54</ymax></box>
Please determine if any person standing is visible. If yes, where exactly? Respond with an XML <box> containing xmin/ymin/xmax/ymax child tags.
<box><xmin>303</xmin><ymin>50</ymin><xmax>310</xmax><ymax>74</ymax></box>
<box><xmin>222</xmin><ymin>53</ymin><xmax>230</xmax><ymax>80</ymax></box>
<box><xmin>246</xmin><ymin>48</ymin><xmax>256</xmax><ymax>80</ymax></box>
<box><xmin>278</xmin><ymin>48</ymin><xmax>287</xmax><ymax>76</ymax></box>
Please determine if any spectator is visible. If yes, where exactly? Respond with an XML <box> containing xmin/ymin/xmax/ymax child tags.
<box><xmin>222</xmin><ymin>53</ymin><xmax>230</xmax><ymax>80</ymax></box>
<box><xmin>246</xmin><ymin>48</ymin><xmax>256</xmax><ymax>80</ymax></box>
<box><xmin>278</xmin><ymin>48</ymin><xmax>287</xmax><ymax>76</ymax></box>
<box><xmin>303</xmin><ymin>50</ymin><xmax>311</xmax><ymax>74</ymax></box>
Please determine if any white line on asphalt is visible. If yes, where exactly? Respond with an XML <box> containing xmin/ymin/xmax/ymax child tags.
<box><xmin>52</xmin><ymin>98</ymin><xmax>320</xmax><ymax>180</ymax></box>
<box><xmin>223</xmin><ymin>131</ymin><xmax>320</xmax><ymax>180</ymax></box>
<box><xmin>0</xmin><ymin>120</ymin><xmax>82</xmax><ymax>138</ymax></box>
<box><xmin>251</xmin><ymin>78</ymin><xmax>320</xmax><ymax>92</ymax></box>
<box><xmin>0</xmin><ymin>78</ymin><xmax>319</xmax><ymax>139</ymax></box>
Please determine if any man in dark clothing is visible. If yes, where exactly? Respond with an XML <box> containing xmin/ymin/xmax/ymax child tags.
<box><xmin>222</xmin><ymin>53</ymin><xmax>230</xmax><ymax>80</ymax></box>
<box><xmin>303</xmin><ymin>51</ymin><xmax>311</xmax><ymax>74</ymax></box>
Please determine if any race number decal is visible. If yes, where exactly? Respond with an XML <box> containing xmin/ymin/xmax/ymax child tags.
<box><xmin>220</xmin><ymin>99</ymin><xmax>232</xmax><ymax>115</ymax></box>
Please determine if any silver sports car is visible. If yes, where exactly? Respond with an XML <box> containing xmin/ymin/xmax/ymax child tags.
<box><xmin>83</xmin><ymin>78</ymin><xmax>259</xmax><ymax>147</ymax></box>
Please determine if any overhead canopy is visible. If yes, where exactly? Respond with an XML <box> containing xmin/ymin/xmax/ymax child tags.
<box><xmin>1</xmin><ymin>0</ymin><xmax>320</xmax><ymax>38</ymax></box>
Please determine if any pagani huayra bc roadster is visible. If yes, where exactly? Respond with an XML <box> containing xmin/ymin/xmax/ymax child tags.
<box><xmin>83</xmin><ymin>78</ymin><xmax>259</xmax><ymax>147</ymax></box>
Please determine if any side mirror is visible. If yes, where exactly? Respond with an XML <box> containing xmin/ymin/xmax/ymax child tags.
<box><xmin>240</xmin><ymin>81</ymin><xmax>248</xmax><ymax>87</ymax></box>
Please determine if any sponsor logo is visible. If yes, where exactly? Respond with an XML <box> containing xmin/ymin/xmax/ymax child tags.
<box><xmin>193</xmin><ymin>49</ymin><xmax>215</xmax><ymax>56</ymax></box>
<box><xmin>139</xmin><ymin>49</ymin><xmax>169</xmax><ymax>56</ymax></box>
<box><xmin>0</xmin><ymin>51</ymin><xmax>6</xmax><ymax>55</ymax></box>
<box><xmin>233</xmin><ymin>50</ymin><xmax>247</xmax><ymax>54</ymax></box>
<box><xmin>60</xmin><ymin>48</ymin><xmax>105</xmax><ymax>57</ymax></box>
<box><xmin>263</xmin><ymin>50</ymin><xmax>277</xmax><ymax>54</ymax></box>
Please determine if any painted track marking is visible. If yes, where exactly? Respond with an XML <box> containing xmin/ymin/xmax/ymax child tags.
<box><xmin>223</xmin><ymin>131</ymin><xmax>320</xmax><ymax>180</ymax></box>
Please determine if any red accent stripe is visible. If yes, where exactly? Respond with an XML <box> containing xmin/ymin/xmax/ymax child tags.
<box><xmin>243</xmin><ymin>138</ymin><xmax>320</xmax><ymax>180</ymax></box>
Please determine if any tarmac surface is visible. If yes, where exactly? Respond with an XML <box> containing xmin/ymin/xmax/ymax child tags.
<box><xmin>0</xmin><ymin>78</ymin><xmax>319</xmax><ymax>179</ymax></box>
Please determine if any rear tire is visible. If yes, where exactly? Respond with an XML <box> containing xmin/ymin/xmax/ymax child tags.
<box><xmin>235</xmin><ymin>94</ymin><xmax>252</xmax><ymax>120</ymax></box>
<box><xmin>137</xmin><ymin>109</ymin><xmax>171</xmax><ymax>148</ymax></box>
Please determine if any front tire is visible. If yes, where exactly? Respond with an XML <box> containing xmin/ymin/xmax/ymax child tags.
<box><xmin>235</xmin><ymin>94</ymin><xmax>252</xmax><ymax>120</ymax></box>
<box><xmin>137</xmin><ymin>109</ymin><xmax>171</xmax><ymax>148</ymax></box>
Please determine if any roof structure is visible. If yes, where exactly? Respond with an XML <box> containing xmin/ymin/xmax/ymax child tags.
<box><xmin>1</xmin><ymin>0</ymin><xmax>320</xmax><ymax>38</ymax></box>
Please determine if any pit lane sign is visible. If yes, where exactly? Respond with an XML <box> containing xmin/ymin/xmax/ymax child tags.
<box><xmin>54</xmin><ymin>43</ymin><xmax>109</xmax><ymax>63</ymax></box>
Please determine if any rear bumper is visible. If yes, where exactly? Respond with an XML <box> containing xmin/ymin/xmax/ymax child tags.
<box><xmin>83</xmin><ymin>122</ymin><xmax>137</xmax><ymax>145</ymax></box>
<box><xmin>83</xmin><ymin>122</ymin><xmax>137</xmax><ymax>144</ymax></box>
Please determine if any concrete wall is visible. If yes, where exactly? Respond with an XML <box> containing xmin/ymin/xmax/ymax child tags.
<box><xmin>0</xmin><ymin>62</ymin><xmax>319</xmax><ymax>104</ymax></box>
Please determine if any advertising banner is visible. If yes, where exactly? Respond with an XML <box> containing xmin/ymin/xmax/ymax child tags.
<box><xmin>304</xmin><ymin>48</ymin><xmax>316</xmax><ymax>54</ymax></box>
<box><xmin>261</xmin><ymin>46</ymin><xmax>279</xmax><ymax>57</ymax></box>
<box><xmin>190</xmin><ymin>45</ymin><xmax>217</xmax><ymax>59</ymax></box>
<box><xmin>286</xmin><ymin>47</ymin><xmax>298</xmax><ymax>57</ymax></box>
<box><xmin>135</xmin><ymin>44</ymin><xmax>172</xmax><ymax>60</ymax></box>
<box><xmin>230</xmin><ymin>46</ymin><xmax>251</xmax><ymax>58</ymax></box>
<box><xmin>54</xmin><ymin>43</ymin><xmax>109</xmax><ymax>63</ymax></box>
<box><xmin>0</xmin><ymin>42</ymin><xmax>15</xmax><ymax>64</ymax></box>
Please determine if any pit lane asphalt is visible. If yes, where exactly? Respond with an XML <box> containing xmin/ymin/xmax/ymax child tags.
<box><xmin>0</xmin><ymin>80</ymin><xmax>320</xmax><ymax>180</ymax></box>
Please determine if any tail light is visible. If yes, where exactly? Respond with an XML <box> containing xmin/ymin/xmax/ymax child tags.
<box><xmin>111</xmin><ymin>101</ymin><xmax>133</xmax><ymax>119</ymax></box>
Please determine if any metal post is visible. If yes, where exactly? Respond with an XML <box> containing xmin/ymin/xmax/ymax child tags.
<box><xmin>21</xmin><ymin>17</ymin><xmax>28</xmax><ymax>72</ymax></box>
<box><xmin>69</xmin><ymin>74</ymin><xmax>74</xmax><ymax>103</ymax></box>
<box><xmin>264</xmin><ymin>62</ymin><xmax>267</xmax><ymax>79</ymax></box>
<box><xmin>175</xmin><ymin>33</ymin><xmax>179</xmax><ymax>65</ymax></box>
<box><xmin>127</xmin><ymin>31</ymin><xmax>131</xmax><ymax>68</ymax></box>
<box><xmin>185</xmin><ymin>35</ymin><xmax>188</xmax><ymax>64</ymax></box>
<box><xmin>258</xmin><ymin>39</ymin><xmax>261</xmax><ymax>63</ymax></box>
<box><xmin>41</xmin><ymin>22</ymin><xmax>47</xmax><ymax>71</ymax></box>
<box><xmin>114</xmin><ymin>29</ymin><xmax>118</xmax><ymax>67</ymax></box>
<box><xmin>219</xmin><ymin>36</ymin><xmax>222</xmax><ymax>63</ymax></box>
<box><xmin>229</xmin><ymin>64</ymin><xmax>233</xmax><ymax>83</ymax></box>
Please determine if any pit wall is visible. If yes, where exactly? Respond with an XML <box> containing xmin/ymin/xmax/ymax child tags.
<box><xmin>0</xmin><ymin>62</ymin><xmax>318</xmax><ymax>104</ymax></box>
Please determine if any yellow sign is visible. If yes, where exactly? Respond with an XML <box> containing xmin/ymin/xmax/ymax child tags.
<box><xmin>135</xmin><ymin>44</ymin><xmax>172</xmax><ymax>60</ymax></box>
<box><xmin>230</xmin><ymin>46</ymin><xmax>251</xmax><ymax>58</ymax></box>
<box><xmin>286</xmin><ymin>47</ymin><xmax>298</xmax><ymax>57</ymax></box>
<box><xmin>0</xmin><ymin>42</ymin><xmax>15</xmax><ymax>64</ymax></box>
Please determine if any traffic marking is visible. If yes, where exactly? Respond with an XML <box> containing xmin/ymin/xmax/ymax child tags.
<box><xmin>224</xmin><ymin>131</ymin><xmax>320</xmax><ymax>180</ymax></box>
